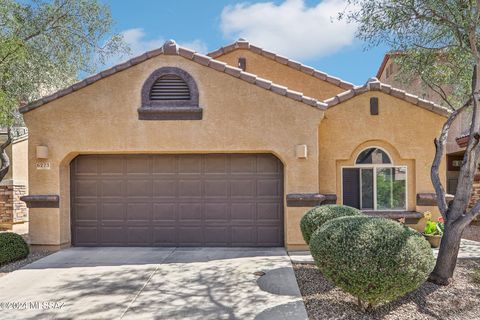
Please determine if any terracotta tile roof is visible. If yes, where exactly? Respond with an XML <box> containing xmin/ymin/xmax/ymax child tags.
<box><xmin>207</xmin><ymin>39</ymin><xmax>355</xmax><ymax>90</ymax></box>
<box><xmin>456</xmin><ymin>134</ymin><xmax>469</xmax><ymax>148</ymax></box>
<box><xmin>324</xmin><ymin>77</ymin><xmax>451</xmax><ymax>117</ymax></box>
<box><xmin>19</xmin><ymin>40</ymin><xmax>328</xmax><ymax>114</ymax></box>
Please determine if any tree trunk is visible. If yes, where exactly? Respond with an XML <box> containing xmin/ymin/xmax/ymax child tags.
<box><xmin>0</xmin><ymin>127</ymin><xmax>12</xmax><ymax>183</ymax></box>
<box><xmin>428</xmin><ymin>220</ymin><xmax>463</xmax><ymax>285</ymax></box>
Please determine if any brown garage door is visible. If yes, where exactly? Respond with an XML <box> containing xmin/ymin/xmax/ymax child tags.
<box><xmin>71</xmin><ymin>154</ymin><xmax>284</xmax><ymax>247</ymax></box>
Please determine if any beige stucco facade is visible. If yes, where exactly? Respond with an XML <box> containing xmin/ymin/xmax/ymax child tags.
<box><xmin>22</xmin><ymin>42</ymin><xmax>448</xmax><ymax>250</ymax></box>
<box><xmin>318</xmin><ymin>91</ymin><xmax>446</xmax><ymax>232</ymax></box>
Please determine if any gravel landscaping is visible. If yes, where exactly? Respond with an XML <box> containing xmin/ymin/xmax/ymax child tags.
<box><xmin>294</xmin><ymin>260</ymin><xmax>480</xmax><ymax>320</ymax></box>
<box><xmin>0</xmin><ymin>250</ymin><xmax>52</xmax><ymax>278</ymax></box>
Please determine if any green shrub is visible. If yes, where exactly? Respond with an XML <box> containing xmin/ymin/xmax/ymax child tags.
<box><xmin>300</xmin><ymin>205</ymin><xmax>362</xmax><ymax>244</ymax></box>
<box><xmin>310</xmin><ymin>216</ymin><xmax>435</xmax><ymax>308</ymax></box>
<box><xmin>0</xmin><ymin>232</ymin><xmax>29</xmax><ymax>265</ymax></box>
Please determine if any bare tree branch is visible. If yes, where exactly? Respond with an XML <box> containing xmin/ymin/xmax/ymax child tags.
<box><xmin>432</xmin><ymin>98</ymin><xmax>472</xmax><ymax>217</ymax></box>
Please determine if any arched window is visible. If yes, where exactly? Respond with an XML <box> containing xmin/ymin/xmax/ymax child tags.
<box><xmin>355</xmin><ymin>147</ymin><xmax>391</xmax><ymax>165</ymax></box>
<box><xmin>138</xmin><ymin>67</ymin><xmax>201</xmax><ymax>120</ymax></box>
<box><xmin>343</xmin><ymin>147</ymin><xmax>407</xmax><ymax>211</ymax></box>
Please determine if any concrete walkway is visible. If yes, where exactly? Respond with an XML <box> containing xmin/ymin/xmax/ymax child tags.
<box><xmin>289</xmin><ymin>239</ymin><xmax>480</xmax><ymax>264</ymax></box>
<box><xmin>0</xmin><ymin>247</ymin><xmax>307</xmax><ymax>320</ymax></box>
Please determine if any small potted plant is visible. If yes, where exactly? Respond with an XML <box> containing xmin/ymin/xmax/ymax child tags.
<box><xmin>423</xmin><ymin>211</ymin><xmax>444</xmax><ymax>248</ymax></box>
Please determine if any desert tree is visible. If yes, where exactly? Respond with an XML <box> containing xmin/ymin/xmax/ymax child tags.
<box><xmin>342</xmin><ymin>0</ymin><xmax>480</xmax><ymax>285</ymax></box>
<box><xmin>0</xmin><ymin>0</ymin><xmax>127</xmax><ymax>180</ymax></box>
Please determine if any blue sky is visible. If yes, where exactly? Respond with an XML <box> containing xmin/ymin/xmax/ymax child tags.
<box><xmin>101</xmin><ymin>0</ymin><xmax>389</xmax><ymax>86</ymax></box>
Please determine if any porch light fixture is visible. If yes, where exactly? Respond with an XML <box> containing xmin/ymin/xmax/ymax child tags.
<box><xmin>296</xmin><ymin>145</ymin><xmax>308</xmax><ymax>159</ymax></box>
<box><xmin>36</xmin><ymin>146</ymin><xmax>49</xmax><ymax>159</ymax></box>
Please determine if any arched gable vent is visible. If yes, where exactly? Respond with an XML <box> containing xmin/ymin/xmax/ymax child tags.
<box><xmin>150</xmin><ymin>74</ymin><xmax>191</xmax><ymax>101</ymax></box>
<box><xmin>139</xmin><ymin>66</ymin><xmax>201</xmax><ymax>120</ymax></box>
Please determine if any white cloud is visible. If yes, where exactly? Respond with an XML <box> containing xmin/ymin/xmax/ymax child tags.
<box><xmin>220</xmin><ymin>0</ymin><xmax>357</xmax><ymax>60</ymax></box>
<box><xmin>107</xmin><ymin>28</ymin><xmax>208</xmax><ymax>66</ymax></box>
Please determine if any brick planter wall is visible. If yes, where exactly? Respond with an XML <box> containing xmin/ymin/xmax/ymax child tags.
<box><xmin>0</xmin><ymin>183</ymin><xmax>28</xmax><ymax>230</ymax></box>
<box><xmin>464</xmin><ymin>177</ymin><xmax>480</xmax><ymax>241</ymax></box>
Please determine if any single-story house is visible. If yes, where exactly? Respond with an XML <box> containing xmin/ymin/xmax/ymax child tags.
<box><xmin>20</xmin><ymin>39</ymin><xmax>449</xmax><ymax>250</ymax></box>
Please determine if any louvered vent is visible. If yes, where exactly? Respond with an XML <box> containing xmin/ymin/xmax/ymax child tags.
<box><xmin>150</xmin><ymin>75</ymin><xmax>191</xmax><ymax>101</ymax></box>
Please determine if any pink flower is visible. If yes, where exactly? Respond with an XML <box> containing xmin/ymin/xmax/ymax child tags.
<box><xmin>437</xmin><ymin>217</ymin><xmax>444</xmax><ymax>223</ymax></box>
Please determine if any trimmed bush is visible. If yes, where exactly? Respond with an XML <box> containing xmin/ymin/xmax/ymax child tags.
<box><xmin>310</xmin><ymin>216</ymin><xmax>435</xmax><ymax>307</ymax></box>
<box><xmin>0</xmin><ymin>232</ymin><xmax>29</xmax><ymax>265</ymax></box>
<box><xmin>300</xmin><ymin>205</ymin><xmax>362</xmax><ymax>244</ymax></box>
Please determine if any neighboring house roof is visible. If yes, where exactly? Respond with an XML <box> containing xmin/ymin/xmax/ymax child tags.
<box><xmin>207</xmin><ymin>39</ymin><xmax>355</xmax><ymax>90</ymax></box>
<box><xmin>19</xmin><ymin>40</ymin><xmax>328</xmax><ymax>114</ymax></box>
<box><xmin>376</xmin><ymin>53</ymin><xmax>391</xmax><ymax>78</ymax></box>
<box><xmin>376</xmin><ymin>52</ymin><xmax>405</xmax><ymax>78</ymax></box>
<box><xmin>324</xmin><ymin>77</ymin><xmax>451</xmax><ymax>117</ymax></box>
<box><xmin>456</xmin><ymin>134</ymin><xmax>469</xmax><ymax>148</ymax></box>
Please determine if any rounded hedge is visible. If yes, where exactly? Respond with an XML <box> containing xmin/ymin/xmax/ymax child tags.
<box><xmin>310</xmin><ymin>216</ymin><xmax>435</xmax><ymax>306</ymax></box>
<box><xmin>0</xmin><ymin>232</ymin><xmax>29</xmax><ymax>265</ymax></box>
<box><xmin>300</xmin><ymin>205</ymin><xmax>362</xmax><ymax>244</ymax></box>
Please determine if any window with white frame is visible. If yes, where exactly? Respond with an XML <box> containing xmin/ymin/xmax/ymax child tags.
<box><xmin>342</xmin><ymin>147</ymin><xmax>407</xmax><ymax>211</ymax></box>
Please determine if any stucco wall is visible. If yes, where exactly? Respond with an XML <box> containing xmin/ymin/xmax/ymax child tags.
<box><xmin>12</xmin><ymin>139</ymin><xmax>29</xmax><ymax>184</ymax></box>
<box><xmin>23</xmin><ymin>54</ymin><xmax>325</xmax><ymax>248</ymax></box>
<box><xmin>319</xmin><ymin>91</ymin><xmax>447</xmax><ymax>230</ymax></box>
<box><xmin>379</xmin><ymin>58</ymin><xmax>465</xmax><ymax>155</ymax></box>
<box><xmin>215</xmin><ymin>49</ymin><xmax>346</xmax><ymax>101</ymax></box>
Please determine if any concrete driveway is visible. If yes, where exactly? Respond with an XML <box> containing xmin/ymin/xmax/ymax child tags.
<box><xmin>0</xmin><ymin>247</ymin><xmax>307</xmax><ymax>320</ymax></box>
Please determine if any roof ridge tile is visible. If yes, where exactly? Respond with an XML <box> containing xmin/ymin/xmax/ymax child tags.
<box><xmin>324</xmin><ymin>77</ymin><xmax>451</xmax><ymax>117</ymax></box>
<box><xmin>207</xmin><ymin>39</ymin><xmax>355</xmax><ymax>89</ymax></box>
<box><xmin>20</xmin><ymin>39</ymin><xmax>328</xmax><ymax>113</ymax></box>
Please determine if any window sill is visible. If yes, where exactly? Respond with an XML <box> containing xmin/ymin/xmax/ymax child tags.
<box><xmin>286</xmin><ymin>193</ymin><xmax>337</xmax><ymax>207</ymax></box>
<box><xmin>138</xmin><ymin>106</ymin><xmax>202</xmax><ymax>120</ymax></box>
<box><xmin>362</xmin><ymin>210</ymin><xmax>423</xmax><ymax>224</ymax></box>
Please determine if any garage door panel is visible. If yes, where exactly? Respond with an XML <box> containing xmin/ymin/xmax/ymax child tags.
<box><xmin>75</xmin><ymin>227</ymin><xmax>98</xmax><ymax>245</ymax></box>
<box><xmin>257</xmin><ymin>226</ymin><xmax>281</xmax><ymax>245</ymax></box>
<box><xmin>178</xmin><ymin>156</ymin><xmax>202</xmax><ymax>174</ymax></box>
<box><xmin>231</xmin><ymin>203</ymin><xmax>255</xmax><ymax>221</ymax></box>
<box><xmin>153</xmin><ymin>203</ymin><xmax>176</xmax><ymax>221</ymax></box>
<box><xmin>71</xmin><ymin>154</ymin><xmax>283</xmax><ymax>247</ymax></box>
<box><xmin>153</xmin><ymin>227</ymin><xmax>177</xmax><ymax>245</ymax></box>
<box><xmin>230</xmin><ymin>180</ymin><xmax>255</xmax><ymax>198</ymax></box>
<box><xmin>257</xmin><ymin>179</ymin><xmax>281</xmax><ymax>197</ymax></box>
<box><xmin>75</xmin><ymin>203</ymin><xmax>98</xmax><ymax>221</ymax></box>
<box><xmin>102</xmin><ymin>180</ymin><xmax>124</xmax><ymax>197</ymax></box>
<box><xmin>179</xmin><ymin>203</ymin><xmax>202</xmax><ymax>221</ymax></box>
<box><xmin>205</xmin><ymin>227</ymin><xmax>229</xmax><ymax>245</ymax></box>
<box><xmin>205</xmin><ymin>155</ymin><xmax>227</xmax><ymax>174</ymax></box>
<box><xmin>101</xmin><ymin>203</ymin><xmax>126</xmax><ymax>221</ymax></box>
<box><xmin>230</xmin><ymin>156</ymin><xmax>256</xmax><ymax>174</ymax></box>
<box><xmin>153</xmin><ymin>156</ymin><xmax>176</xmax><ymax>174</ymax></box>
<box><xmin>178</xmin><ymin>227</ymin><xmax>203</xmax><ymax>244</ymax></box>
<box><xmin>153</xmin><ymin>179</ymin><xmax>177</xmax><ymax>197</ymax></box>
<box><xmin>204</xmin><ymin>180</ymin><xmax>228</xmax><ymax>198</ymax></box>
<box><xmin>127</xmin><ymin>203</ymin><xmax>152</xmax><ymax>221</ymax></box>
<box><xmin>75</xmin><ymin>156</ymin><xmax>99</xmax><ymax>175</ymax></box>
<box><xmin>127</xmin><ymin>179</ymin><xmax>152</xmax><ymax>197</ymax></box>
<box><xmin>100</xmin><ymin>157</ymin><xmax>124</xmax><ymax>175</ymax></box>
<box><xmin>257</xmin><ymin>155</ymin><xmax>281</xmax><ymax>173</ymax></box>
<box><xmin>127</xmin><ymin>227</ymin><xmax>151</xmax><ymax>245</ymax></box>
<box><xmin>76</xmin><ymin>180</ymin><xmax>98</xmax><ymax>198</ymax></box>
<box><xmin>232</xmin><ymin>227</ymin><xmax>256</xmax><ymax>245</ymax></box>
<box><xmin>257</xmin><ymin>203</ymin><xmax>281</xmax><ymax>221</ymax></box>
<box><xmin>101</xmin><ymin>227</ymin><xmax>127</xmax><ymax>244</ymax></box>
<box><xmin>126</xmin><ymin>156</ymin><xmax>151</xmax><ymax>175</ymax></box>
<box><xmin>204</xmin><ymin>203</ymin><xmax>229</xmax><ymax>221</ymax></box>
<box><xmin>179</xmin><ymin>180</ymin><xmax>202</xmax><ymax>198</ymax></box>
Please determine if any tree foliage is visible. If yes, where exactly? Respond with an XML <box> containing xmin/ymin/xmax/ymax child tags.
<box><xmin>0</xmin><ymin>0</ymin><xmax>127</xmax><ymax>126</ymax></box>
<box><xmin>341</xmin><ymin>0</ymin><xmax>480</xmax><ymax>285</ymax></box>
